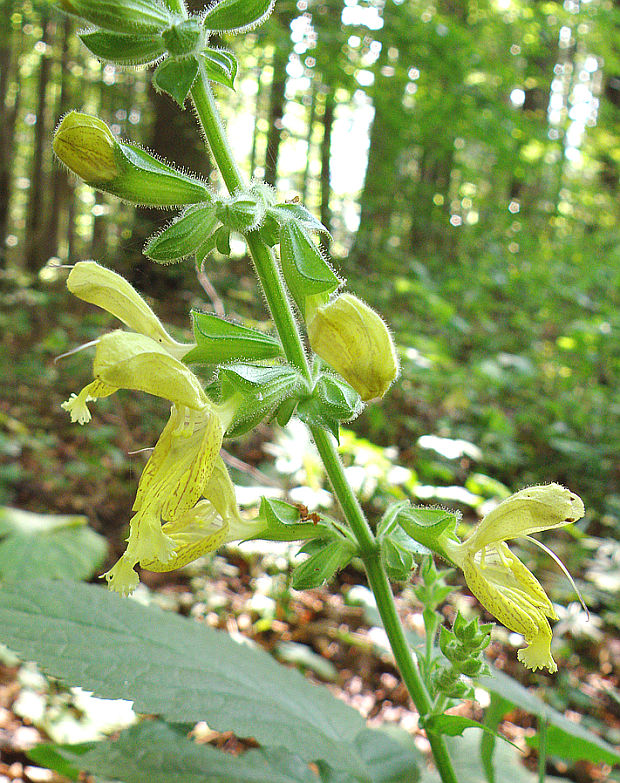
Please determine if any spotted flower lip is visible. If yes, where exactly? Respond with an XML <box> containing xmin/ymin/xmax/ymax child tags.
<box><xmin>139</xmin><ymin>456</ymin><xmax>259</xmax><ymax>573</ymax></box>
<box><xmin>444</xmin><ymin>484</ymin><xmax>585</xmax><ymax>673</ymax></box>
<box><xmin>103</xmin><ymin>403</ymin><xmax>225</xmax><ymax>595</ymax></box>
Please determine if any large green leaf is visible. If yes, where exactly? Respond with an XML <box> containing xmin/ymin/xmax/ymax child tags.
<box><xmin>342</xmin><ymin>728</ymin><xmax>422</xmax><ymax>783</ymax></box>
<box><xmin>40</xmin><ymin>721</ymin><xmax>421</xmax><ymax>783</ymax></box>
<box><xmin>319</xmin><ymin>726</ymin><xmax>425</xmax><ymax>783</ymax></box>
<box><xmin>0</xmin><ymin>580</ymin><xmax>372</xmax><ymax>778</ymax></box>
<box><xmin>0</xmin><ymin>508</ymin><xmax>106</xmax><ymax>582</ymax></box>
<box><xmin>478</xmin><ymin>668</ymin><xmax>620</xmax><ymax>766</ymax></box>
<box><xmin>58</xmin><ymin>721</ymin><xmax>320</xmax><ymax>783</ymax></box>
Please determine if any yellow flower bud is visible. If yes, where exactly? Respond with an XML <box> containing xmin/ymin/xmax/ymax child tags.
<box><xmin>307</xmin><ymin>294</ymin><xmax>399</xmax><ymax>402</ymax></box>
<box><xmin>53</xmin><ymin>111</ymin><xmax>118</xmax><ymax>184</ymax></box>
<box><xmin>54</xmin><ymin>112</ymin><xmax>209</xmax><ymax>206</ymax></box>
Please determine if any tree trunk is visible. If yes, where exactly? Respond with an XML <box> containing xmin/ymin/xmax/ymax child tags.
<box><xmin>45</xmin><ymin>14</ymin><xmax>72</xmax><ymax>262</ymax></box>
<box><xmin>24</xmin><ymin>7</ymin><xmax>54</xmax><ymax>273</ymax></box>
<box><xmin>125</xmin><ymin>85</ymin><xmax>213</xmax><ymax>292</ymax></box>
<box><xmin>319</xmin><ymin>88</ymin><xmax>335</xmax><ymax>251</ymax></box>
<box><xmin>350</xmin><ymin>1</ymin><xmax>406</xmax><ymax>268</ymax></box>
<box><xmin>0</xmin><ymin>0</ymin><xmax>15</xmax><ymax>258</ymax></box>
<box><xmin>263</xmin><ymin>43</ymin><xmax>290</xmax><ymax>187</ymax></box>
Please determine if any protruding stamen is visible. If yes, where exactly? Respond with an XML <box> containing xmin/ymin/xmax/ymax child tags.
<box><xmin>525</xmin><ymin>535</ymin><xmax>589</xmax><ymax>620</ymax></box>
<box><xmin>54</xmin><ymin>338</ymin><xmax>99</xmax><ymax>363</ymax></box>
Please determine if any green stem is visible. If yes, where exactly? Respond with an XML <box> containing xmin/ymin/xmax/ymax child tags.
<box><xmin>191</xmin><ymin>75</ymin><xmax>310</xmax><ymax>375</ymax></box>
<box><xmin>538</xmin><ymin>718</ymin><xmax>548</xmax><ymax>783</ymax></box>
<box><xmin>192</xmin><ymin>72</ymin><xmax>245</xmax><ymax>194</ymax></box>
<box><xmin>190</xmin><ymin>66</ymin><xmax>457</xmax><ymax>783</ymax></box>
<box><xmin>425</xmin><ymin>611</ymin><xmax>439</xmax><ymax>674</ymax></box>
<box><xmin>311</xmin><ymin>428</ymin><xmax>375</xmax><ymax>555</ymax></box>
<box><xmin>365</xmin><ymin>553</ymin><xmax>457</xmax><ymax>782</ymax></box>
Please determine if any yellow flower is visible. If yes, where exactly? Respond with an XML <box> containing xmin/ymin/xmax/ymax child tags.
<box><xmin>444</xmin><ymin>484</ymin><xmax>585</xmax><ymax>673</ymax></box>
<box><xmin>62</xmin><ymin>332</ymin><xmax>244</xmax><ymax>595</ymax></box>
<box><xmin>61</xmin><ymin>262</ymin><xmax>249</xmax><ymax>595</ymax></box>
<box><xmin>62</xmin><ymin>331</ymin><xmax>206</xmax><ymax>424</ymax></box>
<box><xmin>103</xmin><ymin>404</ymin><xmax>234</xmax><ymax>595</ymax></box>
<box><xmin>60</xmin><ymin>331</ymin><xmax>242</xmax><ymax>594</ymax></box>
<box><xmin>61</xmin><ymin>261</ymin><xmax>198</xmax><ymax>424</ymax></box>
<box><xmin>66</xmin><ymin>261</ymin><xmax>192</xmax><ymax>360</ymax></box>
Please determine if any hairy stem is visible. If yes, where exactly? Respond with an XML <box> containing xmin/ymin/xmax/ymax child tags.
<box><xmin>190</xmin><ymin>64</ymin><xmax>457</xmax><ymax>783</ymax></box>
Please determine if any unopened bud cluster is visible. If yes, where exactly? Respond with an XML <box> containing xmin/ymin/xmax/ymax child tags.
<box><xmin>432</xmin><ymin>614</ymin><xmax>492</xmax><ymax>699</ymax></box>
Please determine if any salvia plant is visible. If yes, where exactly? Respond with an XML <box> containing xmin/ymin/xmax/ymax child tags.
<box><xmin>3</xmin><ymin>1</ymin><xmax>617</xmax><ymax>782</ymax></box>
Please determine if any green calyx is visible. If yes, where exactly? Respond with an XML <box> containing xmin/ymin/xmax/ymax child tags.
<box><xmin>392</xmin><ymin>504</ymin><xmax>461</xmax><ymax>564</ymax></box>
<box><xmin>162</xmin><ymin>17</ymin><xmax>204</xmax><ymax>56</ymax></box>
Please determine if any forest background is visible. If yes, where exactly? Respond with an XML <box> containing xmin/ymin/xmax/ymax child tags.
<box><xmin>0</xmin><ymin>0</ymin><xmax>619</xmax><ymax>780</ymax></box>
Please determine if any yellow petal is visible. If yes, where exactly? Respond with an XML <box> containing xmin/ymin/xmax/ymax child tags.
<box><xmin>102</xmin><ymin>554</ymin><xmax>140</xmax><ymax>597</ymax></box>
<box><xmin>67</xmin><ymin>261</ymin><xmax>190</xmax><ymax>359</ymax></box>
<box><xmin>498</xmin><ymin>543</ymin><xmax>557</xmax><ymax>619</ymax></box>
<box><xmin>132</xmin><ymin>405</ymin><xmax>223</xmax><ymax>522</ymax></box>
<box><xmin>94</xmin><ymin>331</ymin><xmax>207</xmax><ymax>410</ymax></box>
<box><xmin>141</xmin><ymin>457</ymin><xmax>258</xmax><ymax>573</ymax></box>
<box><xmin>517</xmin><ymin>629</ymin><xmax>557</xmax><ymax>673</ymax></box>
<box><xmin>141</xmin><ymin>499</ymin><xmax>228</xmax><ymax>572</ymax></box>
<box><xmin>462</xmin><ymin>554</ymin><xmax>539</xmax><ymax>639</ymax></box>
<box><xmin>462</xmin><ymin>550</ymin><xmax>559</xmax><ymax>673</ymax></box>
<box><xmin>125</xmin><ymin>506</ymin><xmax>177</xmax><ymax>565</ymax></box>
<box><xmin>467</xmin><ymin>484</ymin><xmax>584</xmax><ymax>551</ymax></box>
